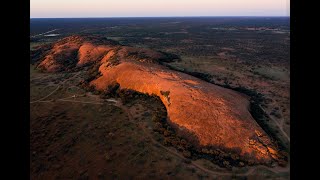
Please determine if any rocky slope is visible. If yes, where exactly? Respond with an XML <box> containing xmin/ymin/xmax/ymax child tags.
<box><xmin>31</xmin><ymin>35</ymin><xmax>283</xmax><ymax>164</ymax></box>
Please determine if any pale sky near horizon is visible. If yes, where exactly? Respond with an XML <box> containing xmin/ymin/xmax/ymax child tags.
<box><xmin>30</xmin><ymin>0</ymin><xmax>290</xmax><ymax>18</ymax></box>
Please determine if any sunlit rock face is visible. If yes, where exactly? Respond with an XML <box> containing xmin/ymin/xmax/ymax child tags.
<box><xmin>33</xmin><ymin>35</ymin><xmax>280</xmax><ymax>163</ymax></box>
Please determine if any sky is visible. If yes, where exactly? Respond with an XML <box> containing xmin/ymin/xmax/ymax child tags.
<box><xmin>30</xmin><ymin>0</ymin><xmax>290</xmax><ymax>18</ymax></box>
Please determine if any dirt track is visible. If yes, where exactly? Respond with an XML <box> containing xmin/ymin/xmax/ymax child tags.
<box><xmin>259</xmin><ymin>105</ymin><xmax>290</xmax><ymax>142</ymax></box>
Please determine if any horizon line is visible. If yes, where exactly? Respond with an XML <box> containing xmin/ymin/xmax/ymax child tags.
<box><xmin>30</xmin><ymin>15</ymin><xmax>290</xmax><ymax>19</ymax></box>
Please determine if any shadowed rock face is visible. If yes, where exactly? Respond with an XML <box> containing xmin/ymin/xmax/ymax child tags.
<box><xmin>32</xmin><ymin>35</ymin><xmax>280</xmax><ymax>163</ymax></box>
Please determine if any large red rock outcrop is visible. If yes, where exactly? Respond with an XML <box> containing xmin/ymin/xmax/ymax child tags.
<box><xmin>33</xmin><ymin>35</ymin><xmax>281</xmax><ymax>163</ymax></box>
